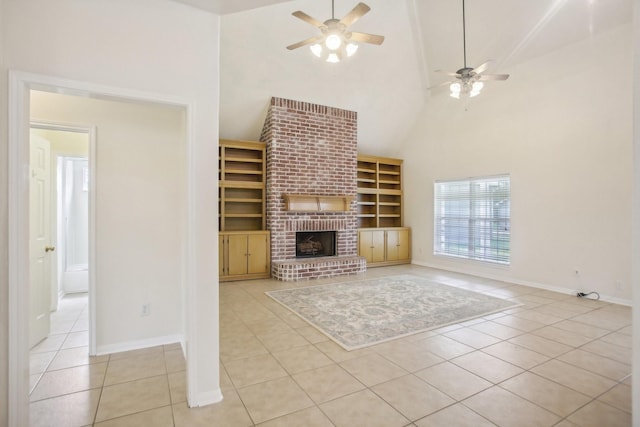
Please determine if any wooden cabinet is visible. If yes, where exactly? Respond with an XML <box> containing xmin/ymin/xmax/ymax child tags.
<box><xmin>357</xmin><ymin>155</ymin><xmax>403</xmax><ymax>229</ymax></box>
<box><xmin>357</xmin><ymin>154</ymin><xmax>410</xmax><ymax>266</ymax></box>
<box><xmin>358</xmin><ymin>228</ymin><xmax>411</xmax><ymax>267</ymax></box>
<box><xmin>219</xmin><ymin>140</ymin><xmax>270</xmax><ymax>281</ymax></box>
<box><xmin>219</xmin><ymin>231</ymin><xmax>270</xmax><ymax>281</ymax></box>
<box><xmin>219</xmin><ymin>140</ymin><xmax>266</xmax><ymax>231</ymax></box>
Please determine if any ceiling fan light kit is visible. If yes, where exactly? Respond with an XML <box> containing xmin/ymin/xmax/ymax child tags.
<box><xmin>287</xmin><ymin>1</ymin><xmax>384</xmax><ymax>63</ymax></box>
<box><xmin>436</xmin><ymin>0</ymin><xmax>509</xmax><ymax>99</ymax></box>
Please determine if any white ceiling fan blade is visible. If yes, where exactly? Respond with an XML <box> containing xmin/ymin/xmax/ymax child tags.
<box><xmin>472</xmin><ymin>60</ymin><xmax>493</xmax><ymax>75</ymax></box>
<box><xmin>349</xmin><ymin>31</ymin><xmax>384</xmax><ymax>45</ymax></box>
<box><xmin>292</xmin><ymin>11</ymin><xmax>325</xmax><ymax>28</ymax></box>
<box><xmin>286</xmin><ymin>35</ymin><xmax>324</xmax><ymax>50</ymax></box>
<box><xmin>340</xmin><ymin>3</ymin><xmax>370</xmax><ymax>27</ymax></box>
<box><xmin>434</xmin><ymin>69</ymin><xmax>460</xmax><ymax>77</ymax></box>
<box><xmin>428</xmin><ymin>80</ymin><xmax>456</xmax><ymax>90</ymax></box>
<box><xmin>479</xmin><ymin>74</ymin><xmax>510</xmax><ymax>81</ymax></box>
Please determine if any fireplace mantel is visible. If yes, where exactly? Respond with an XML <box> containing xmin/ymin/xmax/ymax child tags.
<box><xmin>283</xmin><ymin>194</ymin><xmax>354</xmax><ymax>213</ymax></box>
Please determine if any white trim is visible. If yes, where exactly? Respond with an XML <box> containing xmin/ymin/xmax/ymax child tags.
<box><xmin>189</xmin><ymin>389</ymin><xmax>224</xmax><ymax>408</ymax></box>
<box><xmin>8</xmin><ymin>70</ymin><xmax>204</xmax><ymax>426</ymax></box>
<box><xmin>30</xmin><ymin>121</ymin><xmax>97</xmax><ymax>355</ymax></box>
<box><xmin>96</xmin><ymin>334</ymin><xmax>184</xmax><ymax>356</ymax></box>
<box><xmin>411</xmin><ymin>260</ymin><xmax>633</xmax><ymax>306</ymax></box>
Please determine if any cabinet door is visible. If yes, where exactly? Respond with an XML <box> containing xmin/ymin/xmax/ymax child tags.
<box><xmin>386</xmin><ymin>229</ymin><xmax>410</xmax><ymax>261</ymax></box>
<box><xmin>247</xmin><ymin>233</ymin><xmax>269</xmax><ymax>274</ymax></box>
<box><xmin>219</xmin><ymin>235</ymin><xmax>226</xmax><ymax>277</ymax></box>
<box><xmin>359</xmin><ymin>231</ymin><xmax>385</xmax><ymax>263</ymax></box>
<box><xmin>227</xmin><ymin>234</ymin><xmax>249</xmax><ymax>276</ymax></box>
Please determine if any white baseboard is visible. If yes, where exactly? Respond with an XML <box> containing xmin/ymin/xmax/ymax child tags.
<box><xmin>96</xmin><ymin>334</ymin><xmax>184</xmax><ymax>356</ymax></box>
<box><xmin>188</xmin><ymin>389</ymin><xmax>224</xmax><ymax>408</ymax></box>
<box><xmin>411</xmin><ymin>260</ymin><xmax>633</xmax><ymax>306</ymax></box>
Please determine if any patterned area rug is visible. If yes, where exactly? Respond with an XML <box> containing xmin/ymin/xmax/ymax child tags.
<box><xmin>266</xmin><ymin>274</ymin><xmax>520</xmax><ymax>350</ymax></box>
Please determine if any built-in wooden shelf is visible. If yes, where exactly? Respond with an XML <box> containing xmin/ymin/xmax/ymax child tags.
<box><xmin>283</xmin><ymin>194</ymin><xmax>354</xmax><ymax>212</ymax></box>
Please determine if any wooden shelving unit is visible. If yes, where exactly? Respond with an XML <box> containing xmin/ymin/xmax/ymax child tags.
<box><xmin>219</xmin><ymin>140</ymin><xmax>266</xmax><ymax>231</ymax></box>
<box><xmin>219</xmin><ymin>139</ymin><xmax>270</xmax><ymax>281</ymax></box>
<box><xmin>357</xmin><ymin>155</ymin><xmax>403</xmax><ymax>228</ymax></box>
<box><xmin>357</xmin><ymin>154</ymin><xmax>410</xmax><ymax>267</ymax></box>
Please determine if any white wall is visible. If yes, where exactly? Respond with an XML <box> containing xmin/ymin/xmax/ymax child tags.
<box><xmin>399</xmin><ymin>24</ymin><xmax>633</xmax><ymax>303</ymax></box>
<box><xmin>1</xmin><ymin>0</ymin><xmax>222</xmax><ymax>423</ymax></box>
<box><xmin>31</xmin><ymin>91</ymin><xmax>185</xmax><ymax>350</ymax></box>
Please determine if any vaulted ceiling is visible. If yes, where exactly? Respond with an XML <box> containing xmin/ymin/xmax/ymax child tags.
<box><xmin>174</xmin><ymin>0</ymin><xmax>631</xmax><ymax>155</ymax></box>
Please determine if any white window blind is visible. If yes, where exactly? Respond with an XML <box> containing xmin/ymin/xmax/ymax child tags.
<box><xmin>434</xmin><ymin>175</ymin><xmax>510</xmax><ymax>264</ymax></box>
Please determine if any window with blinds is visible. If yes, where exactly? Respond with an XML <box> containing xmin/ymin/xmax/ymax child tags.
<box><xmin>434</xmin><ymin>175</ymin><xmax>510</xmax><ymax>264</ymax></box>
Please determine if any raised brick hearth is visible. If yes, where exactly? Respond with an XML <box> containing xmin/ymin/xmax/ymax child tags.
<box><xmin>261</xmin><ymin>97</ymin><xmax>366</xmax><ymax>280</ymax></box>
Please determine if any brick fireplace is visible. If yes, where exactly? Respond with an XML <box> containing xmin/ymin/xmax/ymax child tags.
<box><xmin>260</xmin><ymin>97</ymin><xmax>366</xmax><ymax>280</ymax></box>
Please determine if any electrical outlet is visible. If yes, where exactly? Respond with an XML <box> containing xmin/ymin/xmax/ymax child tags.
<box><xmin>141</xmin><ymin>303</ymin><xmax>150</xmax><ymax>317</ymax></box>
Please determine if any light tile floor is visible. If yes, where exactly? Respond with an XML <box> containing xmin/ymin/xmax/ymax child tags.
<box><xmin>29</xmin><ymin>265</ymin><xmax>633</xmax><ymax>426</ymax></box>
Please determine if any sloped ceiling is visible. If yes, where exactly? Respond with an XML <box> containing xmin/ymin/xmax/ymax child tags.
<box><xmin>174</xmin><ymin>0</ymin><xmax>631</xmax><ymax>155</ymax></box>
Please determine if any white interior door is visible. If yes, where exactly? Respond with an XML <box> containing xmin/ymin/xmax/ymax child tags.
<box><xmin>29</xmin><ymin>135</ymin><xmax>52</xmax><ymax>348</ymax></box>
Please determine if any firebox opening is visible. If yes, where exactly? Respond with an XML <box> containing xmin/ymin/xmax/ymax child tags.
<box><xmin>296</xmin><ymin>231</ymin><xmax>337</xmax><ymax>258</ymax></box>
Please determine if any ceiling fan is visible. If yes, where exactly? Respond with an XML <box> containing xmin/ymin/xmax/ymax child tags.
<box><xmin>286</xmin><ymin>1</ymin><xmax>384</xmax><ymax>63</ymax></box>
<box><xmin>435</xmin><ymin>0</ymin><xmax>509</xmax><ymax>99</ymax></box>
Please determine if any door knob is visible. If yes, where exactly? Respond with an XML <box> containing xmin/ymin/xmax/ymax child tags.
<box><xmin>45</xmin><ymin>246</ymin><xmax>56</xmax><ymax>252</ymax></box>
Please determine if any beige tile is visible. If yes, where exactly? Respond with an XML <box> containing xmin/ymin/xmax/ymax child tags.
<box><xmin>168</xmin><ymin>371</ymin><xmax>187</xmax><ymax>404</ymax></box>
<box><xmin>444</xmin><ymin>327</ymin><xmax>502</xmax><ymax>349</ymax></box>
<box><xmin>236</xmin><ymin>376</ymin><xmax>314</xmax><ymax>424</ymax></box>
<box><xmin>30</xmin><ymin>351</ymin><xmax>56</xmax><ymax>375</ymax></box>
<box><xmin>173</xmin><ymin>391</ymin><xmax>253</xmax><ymax>427</ymax></box>
<box><xmin>570</xmin><ymin>310</ymin><xmax>631</xmax><ymax>331</ymax></box>
<box><xmin>314</xmin><ymin>340</ymin><xmax>372</xmax><ymax>362</ymax></box>
<box><xmin>411</xmin><ymin>335</ymin><xmax>474</xmax><ymax>359</ymax></box>
<box><xmin>530</xmin><ymin>325</ymin><xmax>594</xmax><ymax>347</ymax></box>
<box><xmin>508</xmin><ymin>333</ymin><xmax>572</xmax><ymax>357</ymax></box>
<box><xmin>225</xmin><ymin>353</ymin><xmax>288</xmax><ymax>388</ymax></box>
<box><xmin>295</xmin><ymin>326</ymin><xmax>330</xmax><ymax>344</ymax></box>
<box><xmin>371</xmin><ymin>374</ymin><xmax>454</xmax><ymax>421</ymax></box>
<box><xmin>256</xmin><ymin>406</ymin><xmax>335</xmax><ymax>427</ymax></box>
<box><xmin>30</xmin><ymin>334</ymin><xmax>66</xmax><ymax>354</ymax></box>
<box><xmin>464</xmin><ymin>386</ymin><xmax>560</xmax><ymax>427</ymax></box>
<box><xmin>220</xmin><ymin>334</ymin><xmax>269</xmax><ymax>362</ymax></box>
<box><xmin>451</xmin><ymin>351</ymin><xmax>523</xmax><ymax>384</ymax></box>
<box><xmin>163</xmin><ymin>342</ymin><xmax>182</xmax><ymax>351</ymax></box>
<box><xmin>95</xmin><ymin>375</ymin><xmax>171</xmax><ymax>422</ymax></box>
<box><xmin>599</xmin><ymin>331</ymin><xmax>632</xmax><ymax>348</ymax></box>
<box><xmin>30</xmin><ymin>362</ymin><xmax>107</xmax><ymax>402</ymax></box>
<box><xmin>551</xmin><ymin>319</ymin><xmax>610</xmax><ymax>339</ymax></box>
<box><xmin>320</xmin><ymin>389</ymin><xmax>409</xmax><ymax>427</ymax></box>
<box><xmin>567</xmin><ymin>399</ymin><xmax>632</xmax><ymax>427</ymax></box>
<box><xmin>481</xmin><ymin>341</ymin><xmax>549</xmax><ymax>369</ymax></box>
<box><xmin>597</xmin><ymin>383</ymin><xmax>631</xmax><ymax>414</ymax></box>
<box><xmin>94</xmin><ymin>405</ymin><xmax>174</xmax><ymax>427</ymax></box>
<box><xmin>29</xmin><ymin>389</ymin><xmax>101</xmax><ymax>427</ymax></box>
<box><xmin>272</xmin><ymin>344</ymin><xmax>333</xmax><ymax>374</ymax></box>
<box><xmin>415</xmin><ymin>361</ymin><xmax>491</xmax><ymax>400</ymax></box>
<box><xmin>469</xmin><ymin>320</ymin><xmax>523</xmax><ymax>339</ymax></box>
<box><xmin>531</xmin><ymin>359</ymin><xmax>617</xmax><ymax>397</ymax></box>
<box><xmin>104</xmin><ymin>352</ymin><xmax>167</xmax><ymax>386</ymax></box>
<box><xmin>373</xmin><ymin>341</ymin><xmax>443</xmax><ymax>372</ymax></box>
<box><xmin>245</xmin><ymin>318</ymin><xmax>294</xmax><ymax>337</ymax></box>
<box><xmin>292</xmin><ymin>363</ymin><xmax>365</xmax><ymax>403</ymax></box>
<box><xmin>257</xmin><ymin>330</ymin><xmax>310</xmax><ymax>352</ymax></box>
<box><xmin>557</xmin><ymin>349</ymin><xmax>631</xmax><ymax>381</ymax></box>
<box><xmin>60</xmin><ymin>331</ymin><xmax>89</xmax><ymax>349</ymax></box>
<box><xmin>164</xmin><ymin>348</ymin><xmax>186</xmax><ymax>373</ymax></box>
<box><xmin>48</xmin><ymin>346</ymin><xmax>109</xmax><ymax>371</ymax></box>
<box><xmin>109</xmin><ymin>345</ymin><xmax>164</xmax><ymax>361</ymax></box>
<box><xmin>340</xmin><ymin>353</ymin><xmax>408</xmax><ymax>387</ymax></box>
<box><xmin>500</xmin><ymin>372</ymin><xmax>591</xmax><ymax>417</ymax></box>
<box><xmin>580</xmin><ymin>339</ymin><xmax>632</xmax><ymax>364</ymax></box>
<box><xmin>414</xmin><ymin>403</ymin><xmax>495</xmax><ymax>427</ymax></box>
<box><xmin>491</xmin><ymin>314</ymin><xmax>545</xmax><ymax>332</ymax></box>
